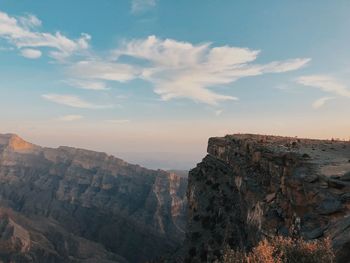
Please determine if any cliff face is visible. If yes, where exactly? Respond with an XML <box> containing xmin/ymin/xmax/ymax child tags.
<box><xmin>0</xmin><ymin>208</ymin><xmax>127</xmax><ymax>263</ymax></box>
<box><xmin>0</xmin><ymin>134</ymin><xmax>187</xmax><ymax>263</ymax></box>
<box><xmin>184</xmin><ymin>134</ymin><xmax>350</xmax><ymax>263</ymax></box>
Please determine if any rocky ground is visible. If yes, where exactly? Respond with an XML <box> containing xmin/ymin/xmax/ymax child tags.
<box><xmin>183</xmin><ymin>134</ymin><xmax>350</xmax><ymax>263</ymax></box>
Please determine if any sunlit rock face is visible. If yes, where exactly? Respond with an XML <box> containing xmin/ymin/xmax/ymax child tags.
<box><xmin>0</xmin><ymin>134</ymin><xmax>187</xmax><ymax>263</ymax></box>
<box><xmin>183</xmin><ymin>134</ymin><xmax>350</xmax><ymax>263</ymax></box>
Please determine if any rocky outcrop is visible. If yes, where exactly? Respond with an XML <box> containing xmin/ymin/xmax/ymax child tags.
<box><xmin>0</xmin><ymin>208</ymin><xmax>127</xmax><ymax>263</ymax></box>
<box><xmin>0</xmin><ymin>134</ymin><xmax>187</xmax><ymax>263</ymax></box>
<box><xmin>183</xmin><ymin>134</ymin><xmax>350</xmax><ymax>263</ymax></box>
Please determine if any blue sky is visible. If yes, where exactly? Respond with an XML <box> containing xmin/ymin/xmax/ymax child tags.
<box><xmin>1</xmin><ymin>1</ymin><xmax>350</xmax><ymax>169</ymax></box>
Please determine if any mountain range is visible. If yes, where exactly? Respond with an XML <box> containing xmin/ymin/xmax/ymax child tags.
<box><xmin>0</xmin><ymin>133</ymin><xmax>350</xmax><ymax>262</ymax></box>
<box><xmin>0</xmin><ymin>133</ymin><xmax>187</xmax><ymax>262</ymax></box>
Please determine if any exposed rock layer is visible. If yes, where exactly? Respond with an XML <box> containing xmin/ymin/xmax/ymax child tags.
<box><xmin>0</xmin><ymin>134</ymin><xmax>187</xmax><ymax>263</ymax></box>
<box><xmin>0</xmin><ymin>208</ymin><xmax>127</xmax><ymax>263</ymax></box>
<box><xmin>184</xmin><ymin>134</ymin><xmax>350</xmax><ymax>263</ymax></box>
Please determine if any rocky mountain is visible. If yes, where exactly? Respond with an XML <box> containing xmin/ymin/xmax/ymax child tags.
<box><xmin>0</xmin><ymin>133</ymin><xmax>187</xmax><ymax>263</ymax></box>
<box><xmin>183</xmin><ymin>134</ymin><xmax>350</xmax><ymax>263</ymax></box>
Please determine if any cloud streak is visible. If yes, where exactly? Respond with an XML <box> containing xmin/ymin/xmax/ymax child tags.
<box><xmin>20</xmin><ymin>48</ymin><xmax>42</xmax><ymax>59</ymax></box>
<box><xmin>312</xmin><ymin>97</ymin><xmax>334</xmax><ymax>109</ymax></box>
<box><xmin>71</xmin><ymin>60</ymin><xmax>140</xmax><ymax>82</ymax></box>
<box><xmin>58</xmin><ymin>115</ymin><xmax>83</xmax><ymax>121</ymax></box>
<box><xmin>72</xmin><ymin>35</ymin><xmax>310</xmax><ymax>105</ymax></box>
<box><xmin>0</xmin><ymin>11</ymin><xmax>90</xmax><ymax>61</ymax></box>
<box><xmin>65</xmin><ymin>79</ymin><xmax>109</xmax><ymax>91</ymax></box>
<box><xmin>42</xmin><ymin>94</ymin><xmax>113</xmax><ymax>109</ymax></box>
<box><xmin>105</xmin><ymin>119</ymin><xmax>131</xmax><ymax>124</ymax></box>
<box><xmin>131</xmin><ymin>0</ymin><xmax>156</xmax><ymax>14</ymax></box>
<box><xmin>297</xmin><ymin>75</ymin><xmax>350</xmax><ymax>98</ymax></box>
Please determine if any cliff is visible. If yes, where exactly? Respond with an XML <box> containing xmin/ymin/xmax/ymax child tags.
<box><xmin>0</xmin><ymin>134</ymin><xmax>187</xmax><ymax>262</ymax></box>
<box><xmin>183</xmin><ymin>134</ymin><xmax>350</xmax><ymax>263</ymax></box>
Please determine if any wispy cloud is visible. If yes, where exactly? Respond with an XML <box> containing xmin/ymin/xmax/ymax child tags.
<box><xmin>1</xmin><ymin>10</ymin><xmax>311</xmax><ymax>106</ymax></box>
<box><xmin>297</xmin><ymin>75</ymin><xmax>350</xmax><ymax>98</ymax></box>
<box><xmin>0</xmin><ymin>11</ymin><xmax>90</xmax><ymax>61</ymax></box>
<box><xmin>72</xmin><ymin>35</ymin><xmax>309</xmax><ymax>105</ymax></box>
<box><xmin>105</xmin><ymin>119</ymin><xmax>130</xmax><ymax>124</ymax></box>
<box><xmin>131</xmin><ymin>0</ymin><xmax>156</xmax><ymax>14</ymax></box>
<box><xmin>296</xmin><ymin>75</ymin><xmax>350</xmax><ymax>109</ymax></box>
<box><xmin>20</xmin><ymin>48</ymin><xmax>42</xmax><ymax>59</ymax></box>
<box><xmin>70</xmin><ymin>60</ymin><xmax>139</xmax><ymax>82</ymax></box>
<box><xmin>312</xmin><ymin>97</ymin><xmax>334</xmax><ymax>109</ymax></box>
<box><xmin>42</xmin><ymin>94</ymin><xmax>113</xmax><ymax>109</ymax></box>
<box><xmin>57</xmin><ymin>115</ymin><xmax>83</xmax><ymax>121</ymax></box>
<box><xmin>65</xmin><ymin>79</ymin><xmax>109</xmax><ymax>90</ymax></box>
<box><xmin>18</xmin><ymin>14</ymin><xmax>42</xmax><ymax>28</ymax></box>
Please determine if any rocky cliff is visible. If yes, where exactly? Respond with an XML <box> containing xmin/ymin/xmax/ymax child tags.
<box><xmin>0</xmin><ymin>134</ymin><xmax>187</xmax><ymax>263</ymax></box>
<box><xmin>183</xmin><ymin>134</ymin><xmax>350</xmax><ymax>263</ymax></box>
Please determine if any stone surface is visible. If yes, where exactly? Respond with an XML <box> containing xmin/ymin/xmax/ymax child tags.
<box><xmin>0</xmin><ymin>208</ymin><xmax>127</xmax><ymax>263</ymax></box>
<box><xmin>182</xmin><ymin>134</ymin><xmax>350</xmax><ymax>263</ymax></box>
<box><xmin>0</xmin><ymin>134</ymin><xmax>187</xmax><ymax>263</ymax></box>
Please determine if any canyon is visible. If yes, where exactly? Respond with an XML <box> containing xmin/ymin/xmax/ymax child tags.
<box><xmin>1</xmin><ymin>133</ymin><xmax>350</xmax><ymax>262</ymax></box>
<box><xmin>0</xmin><ymin>133</ymin><xmax>187</xmax><ymax>262</ymax></box>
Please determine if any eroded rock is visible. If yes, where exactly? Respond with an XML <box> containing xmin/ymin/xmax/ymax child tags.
<box><xmin>183</xmin><ymin>134</ymin><xmax>350</xmax><ymax>263</ymax></box>
<box><xmin>0</xmin><ymin>134</ymin><xmax>188</xmax><ymax>263</ymax></box>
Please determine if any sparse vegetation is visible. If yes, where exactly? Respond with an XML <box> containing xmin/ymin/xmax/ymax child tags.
<box><xmin>219</xmin><ymin>236</ymin><xmax>335</xmax><ymax>263</ymax></box>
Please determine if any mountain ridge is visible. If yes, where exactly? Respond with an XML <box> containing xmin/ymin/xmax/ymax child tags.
<box><xmin>0</xmin><ymin>133</ymin><xmax>188</xmax><ymax>262</ymax></box>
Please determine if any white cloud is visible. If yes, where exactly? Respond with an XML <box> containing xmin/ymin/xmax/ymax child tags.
<box><xmin>58</xmin><ymin>115</ymin><xmax>83</xmax><ymax>121</ymax></box>
<box><xmin>18</xmin><ymin>14</ymin><xmax>42</xmax><ymax>28</ymax></box>
<box><xmin>65</xmin><ymin>79</ymin><xmax>109</xmax><ymax>90</ymax></box>
<box><xmin>0</xmin><ymin>9</ymin><xmax>311</xmax><ymax>105</ymax></box>
<box><xmin>87</xmin><ymin>35</ymin><xmax>308</xmax><ymax>105</ymax></box>
<box><xmin>0</xmin><ymin>10</ymin><xmax>310</xmax><ymax>106</ymax></box>
<box><xmin>0</xmin><ymin>11</ymin><xmax>90</xmax><ymax>61</ymax></box>
<box><xmin>70</xmin><ymin>60</ymin><xmax>140</xmax><ymax>82</ymax></box>
<box><xmin>263</xmin><ymin>58</ymin><xmax>311</xmax><ymax>73</ymax></box>
<box><xmin>20</xmin><ymin>48</ymin><xmax>42</xmax><ymax>59</ymax></box>
<box><xmin>105</xmin><ymin>119</ymin><xmax>130</xmax><ymax>124</ymax></box>
<box><xmin>312</xmin><ymin>97</ymin><xmax>334</xmax><ymax>109</ymax></box>
<box><xmin>297</xmin><ymin>75</ymin><xmax>350</xmax><ymax>98</ymax></box>
<box><xmin>131</xmin><ymin>0</ymin><xmax>156</xmax><ymax>14</ymax></box>
<box><xmin>42</xmin><ymin>94</ymin><xmax>113</xmax><ymax>109</ymax></box>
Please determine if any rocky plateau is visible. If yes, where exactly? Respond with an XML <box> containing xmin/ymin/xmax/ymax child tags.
<box><xmin>183</xmin><ymin>134</ymin><xmax>350</xmax><ymax>263</ymax></box>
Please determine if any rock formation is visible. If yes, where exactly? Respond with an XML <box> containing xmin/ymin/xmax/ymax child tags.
<box><xmin>183</xmin><ymin>134</ymin><xmax>350</xmax><ymax>263</ymax></box>
<box><xmin>0</xmin><ymin>208</ymin><xmax>127</xmax><ymax>263</ymax></box>
<box><xmin>0</xmin><ymin>134</ymin><xmax>187</xmax><ymax>263</ymax></box>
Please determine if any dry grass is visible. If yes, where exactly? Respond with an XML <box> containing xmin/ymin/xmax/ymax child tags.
<box><xmin>220</xmin><ymin>236</ymin><xmax>335</xmax><ymax>263</ymax></box>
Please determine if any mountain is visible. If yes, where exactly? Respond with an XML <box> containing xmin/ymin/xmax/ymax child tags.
<box><xmin>3</xmin><ymin>133</ymin><xmax>350</xmax><ymax>263</ymax></box>
<box><xmin>182</xmin><ymin>134</ymin><xmax>350</xmax><ymax>263</ymax></box>
<box><xmin>0</xmin><ymin>134</ymin><xmax>187</xmax><ymax>263</ymax></box>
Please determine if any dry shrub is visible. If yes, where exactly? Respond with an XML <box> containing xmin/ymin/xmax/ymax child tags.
<box><xmin>221</xmin><ymin>236</ymin><xmax>335</xmax><ymax>263</ymax></box>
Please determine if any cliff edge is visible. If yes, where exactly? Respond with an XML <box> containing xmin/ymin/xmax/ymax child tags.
<box><xmin>183</xmin><ymin>134</ymin><xmax>350</xmax><ymax>263</ymax></box>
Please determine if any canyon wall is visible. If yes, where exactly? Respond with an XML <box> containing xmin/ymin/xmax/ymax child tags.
<box><xmin>183</xmin><ymin>134</ymin><xmax>350</xmax><ymax>263</ymax></box>
<box><xmin>0</xmin><ymin>134</ymin><xmax>187</xmax><ymax>263</ymax></box>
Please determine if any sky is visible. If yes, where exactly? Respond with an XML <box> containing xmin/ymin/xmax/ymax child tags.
<box><xmin>1</xmin><ymin>1</ymin><xmax>350</xmax><ymax>169</ymax></box>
